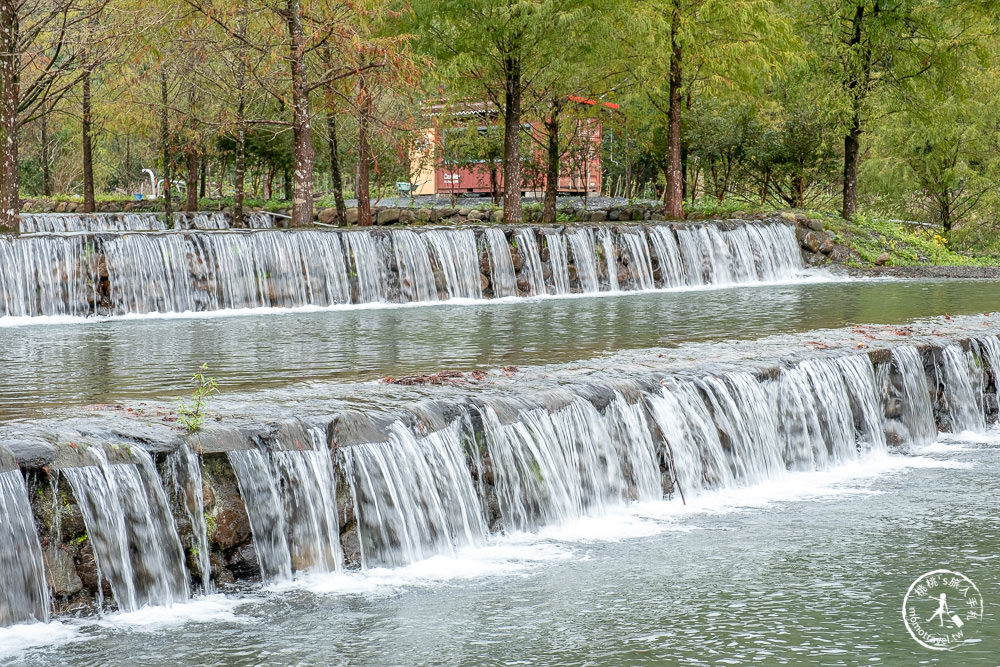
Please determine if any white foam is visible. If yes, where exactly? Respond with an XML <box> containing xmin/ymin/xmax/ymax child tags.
<box><xmin>917</xmin><ymin>441</ymin><xmax>977</xmax><ymax>453</ymax></box>
<box><xmin>938</xmin><ymin>429</ymin><xmax>1000</xmax><ymax>445</ymax></box>
<box><xmin>528</xmin><ymin>508</ymin><xmax>691</xmax><ymax>543</ymax></box>
<box><xmin>93</xmin><ymin>594</ymin><xmax>247</xmax><ymax>630</ymax></box>
<box><xmin>519</xmin><ymin>452</ymin><xmax>963</xmax><ymax>543</ymax></box>
<box><xmin>0</xmin><ymin>621</ymin><xmax>78</xmax><ymax>658</ymax></box>
<box><xmin>271</xmin><ymin>542</ymin><xmax>572</xmax><ymax>596</ymax></box>
<box><xmin>278</xmin><ymin>451</ymin><xmax>957</xmax><ymax>599</ymax></box>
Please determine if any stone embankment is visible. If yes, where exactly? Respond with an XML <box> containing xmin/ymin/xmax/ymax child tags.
<box><xmin>3</xmin><ymin>328</ymin><xmax>998</xmax><ymax>613</ymax></box>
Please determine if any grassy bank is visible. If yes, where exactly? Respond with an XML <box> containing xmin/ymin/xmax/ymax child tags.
<box><xmin>685</xmin><ymin>197</ymin><xmax>1000</xmax><ymax>267</ymax></box>
<box><xmin>824</xmin><ymin>214</ymin><xmax>1000</xmax><ymax>267</ymax></box>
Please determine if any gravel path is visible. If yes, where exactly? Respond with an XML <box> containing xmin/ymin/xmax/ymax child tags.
<box><xmin>342</xmin><ymin>194</ymin><xmax>658</xmax><ymax>210</ymax></box>
<box><xmin>846</xmin><ymin>265</ymin><xmax>1000</xmax><ymax>279</ymax></box>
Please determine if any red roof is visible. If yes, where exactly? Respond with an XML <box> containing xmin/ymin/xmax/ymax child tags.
<box><xmin>567</xmin><ymin>95</ymin><xmax>619</xmax><ymax>110</ymax></box>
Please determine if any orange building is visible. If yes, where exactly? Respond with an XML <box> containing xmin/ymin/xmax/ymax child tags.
<box><xmin>410</xmin><ymin>97</ymin><xmax>618</xmax><ymax>198</ymax></box>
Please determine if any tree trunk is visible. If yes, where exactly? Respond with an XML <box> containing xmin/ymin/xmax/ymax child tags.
<box><xmin>159</xmin><ymin>67</ymin><xmax>173</xmax><ymax>225</ymax></box>
<box><xmin>939</xmin><ymin>195</ymin><xmax>952</xmax><ymax>232</ymax></box>
<box><xmin>327</xmin><ymin>111</ymin><xmax>346</xmax><ymax>225</ymax></box>
<box><xmin>791</xmin><ymin>172</ymin><xmax>804</xmax><ymax>209</ymax></box>
<box><xmin>681</xmin><ymin>145</ymin><xmax>688</xmax><ymax>203</ymax></box>
<box><xmin>283</xmin><ymin>165</ymin><xmax>293</xmax><ymax>200</ymax></box>
<box><xmin>124</xmin><ymin>132</ymin><xmax>131</xmax><ymax>194</ymax></box>
<box><xmin>842</xmin><ymin>113</ymin><xmax>861</xmax><ymax>219</ymax></box>
<box><xmin>502</xmin><ymin>56</ymin><xmax>523</xmax><ymax>224</ymax></box>
<box><xmin>0</xmin><ymin>3</ymin><xmax>19</xmax><ymax>231</ymax></box>
<box><xmin>285</xmin><ymin>0</ymin><xmax>314</xmax><ymax>226</ymax></box>
<box><xmin>665</xmin><ymin>0</ymin><xmax>684</xmax><ymax>219</ymax></box>
<box><xmin>185</xmin><ymin>149</ymin><xmax>198</xmax><ymax>212</ymax></box>
<box><xmin>82</xmin><ymin>70</ymin><xmax>95</xmax><ymax>212</ymax></box>
<box><xmin>357</xmin><ymin>77</ymin><xmax>372</xmax><ymax>226</ymax></box>
<box><xmin>542</xmin><ymin>100</ymin><xmax>560</xmax><ymax>225</ymax></box>
<box><xmin>489</xmin><ymin>164</ymin><xmax>499</xmax><ymax>206</ymax></box>
<box><xmin>40</xmin><ymin>113</ymin><xmax>51</xmax><ymax>196</ymax></box>
<box><xmin>841</xmin><ymin>4</ymin><xmax>868</xmax><ymax>220</ymax></box>
<box><xmin>199</xmin><ymin>156</ymin><xmax>206</xmax><ymax>198</ymax></box>
<box><xmin>232</xmin><ymin>13</ymin><xmax>248</xmax><ymax>226</ymax></box>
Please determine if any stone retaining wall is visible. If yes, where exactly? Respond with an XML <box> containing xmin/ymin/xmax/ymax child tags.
<box><xmin>6</xmin><ymin>336</ymin><xmax>997</xmax><ymax>614</ymax></box>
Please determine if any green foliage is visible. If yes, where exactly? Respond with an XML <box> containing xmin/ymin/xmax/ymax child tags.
<box><xmin>204</xmin><ymin>511</ymin><xmax>217</xmax><ymax>537</ymax></box>
<box><xmin>315</xmin><ymin>191</ymin><xmax>357</xmax><ymax>209</ymax></box>
<box><xmin>7</xmin><ymin>0</ymin><xmax>1000</xmax><ymax>257</ymax></box>
<box><xmin>178</xmin><ymin>363</ymin><xmax>219</xmax><ymax>433</ymax></box>
<box><xmin>829</xmin><ymin>213</ymin><xmax>999</xmax><ymax>267</ymax></box>
<box><xmin>684</xmin><ymin>197</ymin><xmax>763</xmax><ymax>218</ymax></box>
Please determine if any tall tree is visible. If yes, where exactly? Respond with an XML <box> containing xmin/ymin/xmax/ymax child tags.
<box><xmin>321</xmin><ymin>46</ymin><xmax>347</xmax><ymax>226</ymax></box>
<box><xmin>415</xmin><ymin>0</ymin><xmax>603</xmax><ymax>224</ymax></box>
<box><xmin>627</xmin><ymin>0</ymin><xmax>784</xmax><ymax>218</ymax></box>
<box><xmin>803</xmin><ymin>0</ymin><xmax>978</xmax><ymax>218</ymax></box>
<box><xmin>186</xmin><ymin>0</ymin><xmax>397</xmax><ymax>226</ymax></box>
<box><xmin>0</xmin><ymin>0</ymin><xmax>106</xmax><ymax>229</ymax></box>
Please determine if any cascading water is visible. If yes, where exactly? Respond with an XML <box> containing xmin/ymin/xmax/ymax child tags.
<box><xmin>773</xmin><ymin>359</ymin><xmax>864</xmax><ymax>469</ymax></box>
<box><xmin>343</xmin><ymin>231</ymin><xmax>389</xmax><ymax>304</ymax></box>
<box><xmin>20</xmin><ymin>213</ymin><xmax>167</xmax><ymax>233</ymax></box>
<box><xmin>619</xmin><ymin>227</ymin><xmax>655</xmax><ymax>290</ymax></box>
<box><xmin>20</xmin><ymin>211</ymin><xmax>277</xmax><ymax>233</ymax></box>
<box><xmin>483</xmin><ymin>227</ymin><xmax>518</xmax><ymax>297</ymax></box>
<box><xmin>837</xmin><ymin>354</ymin><xmax>888</xmax><ymax>450</ymax></box>
<box><xmin>936</xmin><ymin>345</ymin><xmax>986</xmax><ymax>433</ymax></box>
<box><xmin>165</xmin><ymin>446</ymin><xmax>212</xmax><ymax>593</ymax></box>
<box><xmin>0</xmin><ymin>469</ymin><xmax>49</xmax><ymax>625</ymax></box>
<box><xmin>228</xmin><ymin>430</ymin><xmax>342</xmax><ymax>580</ymax></box>
<box><xmin>885</xmin><ymin>345</ymin><xmax>938</xmax><ymax>445</ymax></box>
<box><xmin>599</xmin><ymin>228</ymin><xmax>620</xmax><ymax>291</ymax></box>
<box><xmin>61</xmin><ymin>447</ymin><xmax>188</xmax><ymax>613</ymax></box>
<box><xmin>646</xmin><ymin>355</ymin><xmax>889</xmax><ymax>498</ymax></box>
<box><xmin>5</xmin><ymin>330</ymin><xmax>1000</xmax><ymax>626</ymax></box>
<box><xmin>739</xmin><ymin>223</ymin><xmax>803</xmax><ymax>281</ymax></box>
<box><xmin>424</xmin><ymin>229</ymin><xmax>482</xmax><ymax>299</ymax></box>
<box><xmin>0</xmin><ymin>235</ymin><xmax>97</xmax><ymax>317</ymax></box>
<box><xmin>247</xmin><ymin>212</ymin><xmax>275</xmax><ymax>229</ymax></box>
<box><xmin>979</xmin><ymin>335</ymin><xmax>1000</xmax><ymax>424</ymax></box>
<box><xmin>676</xmin><ymin>223</ymin><xmax>800</xmax><ymax>285</ymax></box>
<box><xmin>227</xmin><ymin>449</ymin><xmax>292</xmax><ymax>582</ymax></box>
<box><xmin>514</xmin><ymin>228</ymin><xmax>546</xmax><ymax>296</ymax></box>
<box><xmin>648</xmin><ymin>226</ymin><xmax>685</xmax><ymax>288</ymax></box>
<box><xmin>544</xmin><ymin>232</ymin><xmax>571</xmax><ymax>295</ymax></box>
<box><xmin>391</xmin><ymin>230</ymin><xmax>438</xmax><ymax>303</ymax></box>
<box><xmin>103</xmin><ymin>234</ymin><xmax>193</xmax><ymax>314</ymax></box>
<box><xmin>340</xmin><ymin>421</ymin><xmax>487</xmax><ymax>567</ymax></box>
<box><xmin>271</xmin><ymin>429</ymin><xmax>343</xmax><ymax>574</ymax></box>
<box><xmin>181</xmin><ymin>213</ymin><xmax>228</xmax><ymax>231</ymax></box>
<box><xmin>0</xmin><ymin>221</ymin><xmax>805</xmax><ymax>318</ymax></box>
<box><xmin>675</xmin><ymin>227</ymin><xmax>708</xmax><ymax>285</ymax></box>
<box><xmin>481</xmin><ymin>393</ymin><xmax>661</xmax><ymax>532</ymax></box>
<box><xmin>566</xmin><ymin>228</ymin><xmax>600</xmax><ymax>293</ymax></box>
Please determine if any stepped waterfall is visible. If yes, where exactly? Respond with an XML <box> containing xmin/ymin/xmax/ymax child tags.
<box><xmin>3</xmin><ymin>332</ymin><xmax>999</xmax><ymax>624</ymax></box>
<box><xmin>0</xmin><ymin>220</ymin><xmax>803</xmax><ymax>317</ymax></box>
<box><xmin>19</xmin><ymin>211</ymin><xmax>276</xmax><ymax>233</ymax></box>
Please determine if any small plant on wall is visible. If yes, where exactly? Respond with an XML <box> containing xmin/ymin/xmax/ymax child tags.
<box><xmin>178</xmin><ymin>363</ymin><xmax>219</xmax><ymax>432</ymax></box>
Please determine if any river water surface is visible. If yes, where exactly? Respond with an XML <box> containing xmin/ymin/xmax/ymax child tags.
<box><xmin>3</xmin><ymin>433</ymin><xmax>997</xmax><ymax>665</ymax></box>
<box><xmin>2</xmin><ymin>277</ymin><xmax>999</xmax><ymax>664</ymax></box>
<box><xmin>4</xmin><ymin>278</ymin><xmax>1000</xmax><ymax>418</ymax></box>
